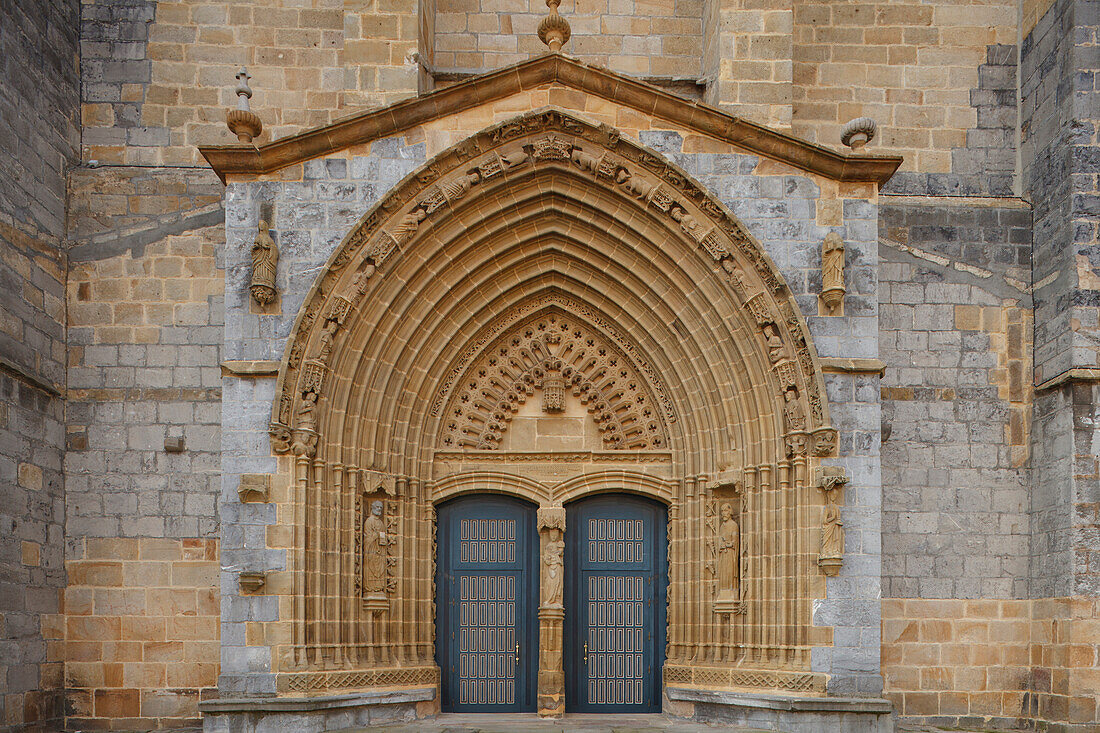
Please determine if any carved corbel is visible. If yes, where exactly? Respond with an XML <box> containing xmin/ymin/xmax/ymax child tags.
<box><xmin>811</xmin><ymin>427</ymin><xmax>838</xmax><ymax>457</ymax></box>
<box><xmin>270</xmin><ymin>422</ymin><xmax>291</xmax><ymax>454</ymax></box>
<box><xmin>238</xmin><ymin>474</ymin><xmax>271</xmax><ymax>503</ymax></box>
<box><xmin>785</xmin><ymin>432</ymin><xmax>808</xmax><ymax>457</ymax></box>
<box><xmin>238</xmin><ymin>571</ymin><xmax>266</xmax><ymax>593</ymax></box>
<box><xmin>815</xmin><ymin>466</ymin><xmax>848</xmax><ymax>576</ymax></box>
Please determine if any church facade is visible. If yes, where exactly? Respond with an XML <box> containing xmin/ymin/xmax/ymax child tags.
<box><xmin>1</xmin><ymin>0</ymin><xmax>1098</xmax><ymax>732</ymax></box>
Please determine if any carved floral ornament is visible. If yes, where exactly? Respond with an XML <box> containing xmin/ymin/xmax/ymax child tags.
<box><xmin>268</xmin><ymin>109</ymin><xmax>836</xmax><ymax>459</ymax></box>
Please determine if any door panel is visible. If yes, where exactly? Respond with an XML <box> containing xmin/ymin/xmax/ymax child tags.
<box><xmin>436</xmin><ymin>496</ymin><xmax>538</xmax><ymax>712</ymax></box>
<box><xmin>565</xmin><ymin>494</ymin><xmax>666</xmax><ymax>712</ymax></box>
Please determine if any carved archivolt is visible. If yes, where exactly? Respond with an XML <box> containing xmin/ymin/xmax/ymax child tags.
<box><xmin>439</xmin><ymin>311</ymin><xmax>669</xmax><ymax>450</ymax></box>
<box><xmin>269</xmin><ymin>109</ymin><xmax>835</xmax><ymax>461</ymax></box>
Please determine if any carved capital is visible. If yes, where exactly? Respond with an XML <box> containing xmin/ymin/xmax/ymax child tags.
<box><xmin>537</xmin><ymin>506</ymin><xmax>566</xmax><ymax>533</ymax></box>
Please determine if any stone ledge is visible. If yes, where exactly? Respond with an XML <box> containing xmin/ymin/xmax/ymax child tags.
<box><xmin>221</xmin><ymin>360</ymin><xmax>281</xmax><ymax>377</ymax></box>
<box><xmin>666</xmin><ymin>687</ymin><xmax>892</xmax><ymax>713</ymax></box>
<box><xmin>1035</xmin><ymin>367</ymin><xmax>1100</xmax><ymax>392</ymax></box>
<box><xmin>199</xmin><ymin>687</ymin><xmax>435</xmax><ymax>713</ymax></box>
<box><xmin>819</xmin><ymin>358</ymin><xmax>886</xmax><ymax>376</ymax></box>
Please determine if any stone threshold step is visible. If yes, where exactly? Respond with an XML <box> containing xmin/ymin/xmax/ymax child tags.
<box><xmin>341</xmin><ymin>713</ymin><xmax>772</xmax><ymax>732</ymax></box>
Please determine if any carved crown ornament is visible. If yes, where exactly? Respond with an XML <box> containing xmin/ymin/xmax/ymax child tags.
<box><xmin>267</xmin><ymin>109</ymin><xmax>836</xmax><ymax>459</ymax></box>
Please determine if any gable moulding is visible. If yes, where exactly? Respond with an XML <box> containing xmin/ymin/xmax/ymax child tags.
<box><xmin>199</xmin><ymin>54</ymin><xmax>902</xmax><ymax>185</ymax></box>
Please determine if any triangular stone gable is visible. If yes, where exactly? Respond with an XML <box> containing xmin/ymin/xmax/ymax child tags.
<box><xmin>200</xmin><ymin>54</ymin><xmax>901</xmax><ymax>185</ymax></box>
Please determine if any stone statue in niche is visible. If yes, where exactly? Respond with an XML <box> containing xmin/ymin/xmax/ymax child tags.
<box><xmin>705</xmin><ymin>475</ymin><xmax>746</xmax><ymax>615</ymax></box>
<box><xmin>763</xmin><ymin>322</ymin><xmax>784</xmax><ymax>363</ymax></box>
<box><xmin>820</xmin><ymin>232</ymin><xmax>846</xmax><ymax>316</ymax></box>
<box><xmin>716</xmin><ymin>502</ymin><xmax>741</xmax><ymax>602</ymax></box>
<box><xmin>317</xmin><ymin>318</ymin><xmax>338</xmax><ymax>363</ymax></box>
<box><xmin>250</xmin><ymin>219</ymin><xmax>278</xmax><ymax>306</ymax></box>
<box><xmin>783</xmin><ymin>385</ymin><xmax>806</xmax><ymax>432</ymax></box>
<box><xmin>291</xmin><ymin>390</ymin><xmax>318</xmax><ymax>456</ymax></box>
<box><xmin>362</xmin><ymin>499</ymin><xmax>392</xmax><ymax>610</ymax></box>
<box><xmin>817</xmin><ymin>467</ymin><xmax>848</xmax><ymax>576</ymax></box>
<box><xmin>390</xmin><ymin>207</ymin><xmax>426</xmax><ymax>244</ymax></box>
<box><xmin>440</xmin><ymin>170</ymin><xmax>481</xmax><ymax>202</ymax></box>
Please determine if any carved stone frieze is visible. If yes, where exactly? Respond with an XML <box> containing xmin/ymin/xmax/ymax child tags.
<box><xmin>663</xmin><ymin>665</ymin><xmax>822</xmax><ymax>693</ymax></box>
<box><xmin>280</xmin><ymin>666</ymin><xmax>439</xmax><ymax>693</ymax></box>
<box><xmin>439</xmin><ymin>311</ymin><xmax>669</xmax><ymax>450</ymax></box>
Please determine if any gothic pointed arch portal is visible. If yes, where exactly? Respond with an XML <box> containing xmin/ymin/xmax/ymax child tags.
<box><xmin>271</xmin><ymin>109</ymin><xmax>838</xmax><ymax>701</ymax></box>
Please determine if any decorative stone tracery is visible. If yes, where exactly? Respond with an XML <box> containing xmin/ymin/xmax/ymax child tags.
<box><xmin>440</xmin><ymin>312</ymin><xmax>669</xmax><ymax>451</ymax></box>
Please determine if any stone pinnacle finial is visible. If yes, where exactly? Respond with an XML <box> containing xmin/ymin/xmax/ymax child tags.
<box><xmin>537</xmin><ymin>0</ymin><xmax>571</xmax><ymax>53</ymax></box>
<box><xmin>235</xmin><ymin>68</ymin><xmax>253</xmax><ymax>111</ymax></box>
<box><xmin>227</xmin><ymin>67</ymin><xmax>263</xmax><ymax>145</ymax></box>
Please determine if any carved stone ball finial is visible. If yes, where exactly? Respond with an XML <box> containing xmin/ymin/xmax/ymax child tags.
<box><xmin>537</xmin><ymin>0</ymin><xmax>571</xmax><ymax>53</ymax></box>
<box><xmin>841</xmin><ymin>117</ymin><xmax>877</xmax><ymax>151</ymax></box>
<box><xmin>226</xmin><ymin>67</ymin><xmax>263</xmax><ymax>144</ymax></box>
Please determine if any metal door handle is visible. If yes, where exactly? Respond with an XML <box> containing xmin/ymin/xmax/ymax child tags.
<box><xmin>515</xmin><ymin>641</ymin><xmax>520</xmax><ymax>660</ymax></box>
<box><xmin>583</xmin><ymin>640</ymin><xmax>588</xmax><ymax>665</ymax></box>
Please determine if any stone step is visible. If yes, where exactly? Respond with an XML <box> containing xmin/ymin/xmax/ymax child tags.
<box><xmin>340</xmin><ymin>713</ymin><xmax>773</xmax><ymax>732</ymax></box>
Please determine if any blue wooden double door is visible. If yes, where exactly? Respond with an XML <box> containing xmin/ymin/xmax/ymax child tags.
<box><xmin>436</xmin><ymin>494</ymin><xmax>666</xmax><ymax>713</ymax></box>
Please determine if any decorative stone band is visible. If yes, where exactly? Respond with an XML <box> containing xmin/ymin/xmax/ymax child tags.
<box><xmin>663</xmin><ymin>665</ymin><xmax>824</xmax><ymax>694</ymax></box>
<box><xmin>275</xmin><ymin>667</ymin><xmax>439</xmax><ymax>693</ymax></box>
<box><xmin>433</xmin><ymin>450</ymin><xmax>674</xmax><ymax>463</ymax></box>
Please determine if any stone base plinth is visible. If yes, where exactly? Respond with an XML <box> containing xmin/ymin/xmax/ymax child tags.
<box><xmin>200</xmin><ymin>687</ymin><xmax>437</xmax><ymax>733</ymax></box>
<box><xmin>666</xmin><ymin>687</ymin><xmax>893</xmax><ymax>733</ymax></box>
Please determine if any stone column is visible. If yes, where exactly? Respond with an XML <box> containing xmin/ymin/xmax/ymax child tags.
<box><xmin>536</xmin><ymin>506</ymin><xmax>566</xmax><ymax>718</ymax></box>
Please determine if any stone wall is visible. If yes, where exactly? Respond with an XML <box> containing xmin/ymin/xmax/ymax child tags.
<box><xmin>63</xmin><ymin>538</ymin><xmax>219</xmax><ymax>730</ymax></box>
<box><xmin>879</xmin><ymin>199</ymin><xmax>1033</xmax><ymax>601</ymax></box>
<box><xmin>790</xmin><ymin>2</ymin><xmax>1017</xmax><ymax>183</ymax></box>
<box><xmin>63</xmin><ymin>165</ymin><xmax>226</xmax><ymax>728</ymax></box>
<box><xmin>0</xmin><ymin>375</ymin><xmax>66</xmax><ymax>733</ymax></box>
<box><xmin>434</xmin><ymin>0</ymin><xmax>702</xmax><ymax>78</ymax></box>
<box><xmin>0</xmin><ymin>1</ymin><xmax>79</xmax><ymax>731</ymax></box>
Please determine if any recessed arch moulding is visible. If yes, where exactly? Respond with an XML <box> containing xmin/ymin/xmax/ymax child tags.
<box><xmin>246</xmin><ymin>110</ymin><xmax>861</xmax><ymax>699</ymax></box>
